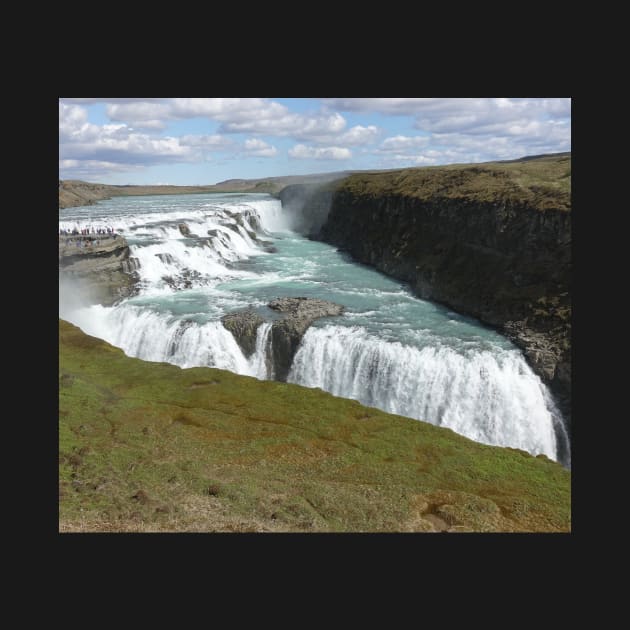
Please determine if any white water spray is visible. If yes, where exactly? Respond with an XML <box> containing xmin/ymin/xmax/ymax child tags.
<box><xmin>248</xmin><ymin>322</ymin><xmax>273</xmax><ymax>380</ymax></box>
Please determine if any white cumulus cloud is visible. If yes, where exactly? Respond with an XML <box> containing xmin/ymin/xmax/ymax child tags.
<box><xmin>312</xmin><ymin>124</ymin><xmax>380</xmax><ymax>146</ymax></box>
<box><xmin>288</xmin><ymin>144</ymin><xmax>351</xmax><ymax>160</ymax></box>
<box><xmin>59</xmin><ymin>102</ymin><xmax>248</xmax><ymax>179</ymax></box>
<box><xmin>60</xmin><ymin>98</ymin><xmax>571</xmax><ymax>181</ymax></box>
<box><xmin>90</xmin><ymin>98</ymin><xmax>361</xmax><ymax>145</ymax></box>
<box><xmin>244</xmin><ymin>138</ymin><xmax>277</xmax><ymax>157</ymax></box>
<box><xmin>326</xmin><ymin>97</ymin><xmax>570</xmax><ymax>139</ymax></box>
<box><xmin>179</xmin><ymin>134</ymin><xmax>235</xmax><ymax>148</ymax></box>
<box><xmin>378</xmin><ymin>135</ymin><xmax>430</xmax><ymax>152</ymax></box>
<box><xmin>106</xmin><ymin>102</ymin><xmax>172</xmax><ymax>129</ymax></box>
<box><xmin>221</xmin><ymin>110</ymin><xmax>347</xmax><ymax>140</ymax></box>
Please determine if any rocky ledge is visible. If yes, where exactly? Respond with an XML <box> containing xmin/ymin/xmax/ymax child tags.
<box><xmin>59</xmin><ymin>234</ymin><xmax>139</xmax><ymax>306</ymax></box>
<box><xmin>221</xmin><ymin>309</ymin><xmax>265</xmax><ymax>357</ymax></box>
<box><xmin>221</xmin><ymin>297</ymin><xmax>344</xmax><ymax>381</ymax></box>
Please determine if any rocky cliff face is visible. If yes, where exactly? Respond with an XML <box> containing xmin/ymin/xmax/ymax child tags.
<box><xmin>59</xmin><ymin>235</ymin><xmax>139</xmax><ymax>306</ymax></box>
<box><xmin>283</xmin><ymin>156</ymin><xmax>572</xmax><ymax>426</ymax></box>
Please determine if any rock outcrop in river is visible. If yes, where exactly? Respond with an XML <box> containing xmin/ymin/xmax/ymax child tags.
<box><xmin>221</xmin><ymin>297</ymin><xmax>344</xmax><ymax>381</ymax></box>
<box><xmin>268</xmin><ymin>298</ymin><xmax>345</xmax><ymax>381</ymax></box>
<box><xmin>278</xmin><ymin>153</ymin><xmax>572</xmax><ymax>426</ymax></box>
<box><xmin>221</xmin><ymin>309</ymin><xmax>265</xmax><ymax>358</ymax></box>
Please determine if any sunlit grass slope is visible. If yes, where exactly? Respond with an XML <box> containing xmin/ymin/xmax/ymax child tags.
<box><xmin>59</xmin><ymin>319</ymin><xmax>570</xmax><ymax>533</ymax></box>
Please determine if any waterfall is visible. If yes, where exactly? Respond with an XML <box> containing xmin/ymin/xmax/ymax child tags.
<box><xmin>288</xmin><ymin>325</ymin><xmax>562</xmax><ymax>462</ymax></box>
<box><xmin>60</xmin><ymin>193</ymin><xmax>569</xmax><ymax>466</ymax></box>
<box><xmin>59</xmin><ymin>198</ymin><xmax>289</xmax><ymax>295</ymax></box>
<box><xmin>66</xmin><ymin>306</ymin><xmax>278</xmax><ymax>383</ymax></box>
<box><xmin>248</xmin><ymin>322</ymin><xmax>273</xmax><ymax>380</ymax></box>
<box><xmin>67</xmin><ymin>304</ymin><xmax>254</xmax><ymax>376</ymax></box>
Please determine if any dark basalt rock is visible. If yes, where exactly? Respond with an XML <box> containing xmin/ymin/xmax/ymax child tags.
<box><xmin>178</xmin><ymin>223</ymin><xmax>191</xmax><ymax>236</ymax></box>
<box><xmin>221</xmin><ymin>309</ymin><xmax>265</xmax><ymax>358</ymax></box>
<box><xmin>58</xmin><ymin>234</ymin><xmax>139</xmax><ymax>306</ymax></box>
<box><xmin>278</xmin><ymin>184</ymin><xmax>335</xmax><ymax>236</ymax></box>
<box><xmin>268</xmin><ymin>298</ymin><xmax>345</xmax><ymax>381</ymax></box>
<box><xmin>160</xmin><ymin>269</ymin><xmax>202</xmax><ymax>291</ymax></box>
<box><xmin>268</xmin><ymin>297</ymin><xmax>344</xmax><ymax>320</ymax></box>
<box><xmin>220</xmin><ymin>298</ymin><xmax>344</xmax><ymax>380</ymax></box>
<box><xmin>219</xmin><ymin>221</ymin><xmax>240</xmax><ymax>234</ymax></box>
<box><xmin>225</xmin><ymin>208</ymin><xmax>263</xmax><ymax>233</ymax></box>
<box><xmin>156</xmin><ymin>253</ymin><xmax>175</xmax><ymax>265</ymax></box>
<box><xmin>121</xmin><ymin>257</ymin><xmax>140</xmax><ymax>273</ymax></box>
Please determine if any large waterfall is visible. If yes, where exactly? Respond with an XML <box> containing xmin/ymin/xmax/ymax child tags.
<box><xmin>60</xmin><ymin>192</ymin><xmax>570</xmax><ymax>466</ymax></box>
<box><xmin>288</xmin><ymin>325</ymin><xmax>565</xmax><ymax>461</ymax></box>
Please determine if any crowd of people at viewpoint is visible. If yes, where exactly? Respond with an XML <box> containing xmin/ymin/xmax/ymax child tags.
<box><xmin>59</xmin><ymin>226</ymin><xmax>118</xmax><ymax>249</ymax></box>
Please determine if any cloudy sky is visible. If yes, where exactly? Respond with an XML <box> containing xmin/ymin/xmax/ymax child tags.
<box><xmin>59</xmin><ymin>98</ymin><xmax>571</xmax><ymax>185</ymax></box>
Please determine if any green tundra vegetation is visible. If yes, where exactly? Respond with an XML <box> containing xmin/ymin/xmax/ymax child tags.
<box><xmin>334</xmin><ymin>153</ymin><xmax>571</xmax><ymax>210</ymax></box>
<box><xmin>59</xmin><ymin>320</ymin><xmax>570</xmax><ymax>533</ymax></box>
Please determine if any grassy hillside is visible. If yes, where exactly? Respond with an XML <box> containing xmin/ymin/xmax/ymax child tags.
<box><xmin>59</xmin><ymin>320</ymin><xmax>570</xmax><ymax>533</ymax></box>
<box><xmin>335</xmin><ymin>153</ymin><xmax>571</xmax><ymax>211</ymax></box>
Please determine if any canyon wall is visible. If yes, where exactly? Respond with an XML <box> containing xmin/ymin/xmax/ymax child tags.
<box><xmin>280</xmin><ymin>155</ymin><xmax>571</xmax><ymax>424</ymax></box>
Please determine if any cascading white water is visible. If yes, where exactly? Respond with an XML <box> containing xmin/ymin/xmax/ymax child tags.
<box><xmin>58</xmin><ymin>198</ymin><xmax>289</xmax><ymax>239</ymax></box>
<box><xmin>60</xmin><ymin>192</ymin><xmax>569</xmax><ymax>465</ymax></box>
<box><xmin>248</xmin><ymin>322</ymin><xmax>273</xmax><ymax>380</ymax></box>
<box><xmin>59</xmin><ymin>197</ymin><xmax>292</xmax><ymax>295</ymax></box>
<box><xmin>67</xmin><ymin>303</ymin><xmax>275</xmax><ymax>383</ymax></box>
<box><xmin>288</xmin><ymin>325</ymin><xmax>560</xmax><ymax>460</ymax></box>
<box><xmin>69</xmin><ymin>304</ymin><xmax>254</xmax><ymax>374</ymax></box>
<box><xmin>125</xmin><ymin>206</ymin><xmax>272</xmax><ymax>293</ymax></box>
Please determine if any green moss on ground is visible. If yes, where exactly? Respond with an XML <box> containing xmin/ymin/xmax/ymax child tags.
<box><xmin>59</xmin><ymin>319</ymin><xmax>570</xmax><ymax>533</ymax></box>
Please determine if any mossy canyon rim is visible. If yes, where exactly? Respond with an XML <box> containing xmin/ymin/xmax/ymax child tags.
<box><xmin>279</xmin><ymin>153</ymin><xmax>571</xmax><ymax>430</ymax></box>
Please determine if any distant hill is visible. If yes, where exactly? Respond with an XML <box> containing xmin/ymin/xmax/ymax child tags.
<box><xmin>58</xmin><ymin>172</ymin><xmax>349</xmax><ymax>209</ymax></box>
<box><xmin>59</xmin><ymin>153</ymin><xmax>571</xmax><ymax>209</ymax></box>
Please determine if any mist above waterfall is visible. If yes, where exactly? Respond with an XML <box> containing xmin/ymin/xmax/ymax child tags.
<box><xmin>277</xmin><ymin>183</ymin><xmax>336</xmax><ymax>236</ymax></box>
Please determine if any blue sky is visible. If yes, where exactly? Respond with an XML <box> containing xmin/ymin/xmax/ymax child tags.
<box><xmin>59</xmin><ymin>98</ymin><xmax>571</xmax><ymax>185</ymax></box>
